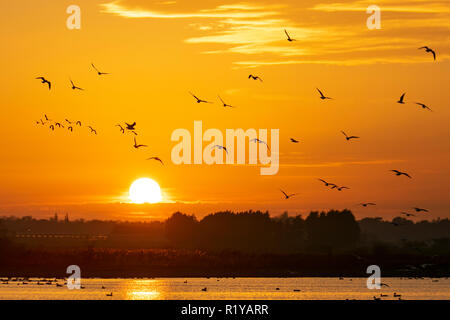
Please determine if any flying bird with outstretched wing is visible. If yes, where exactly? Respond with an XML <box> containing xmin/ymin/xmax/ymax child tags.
<box><xmin>218</xmin><ymin>95</ymin><xmax>235</xmax><ymax>108</ymax></box>
<box><xmin>146</xmin><ymin>157</ymin><xmax>164</xmax><ymax>165</ymax></box>
<box><xmin>284</xmin><ymin>29</ymin><xmax>296</xmax><ymax>42</ymax></box>
<box><xmin>70</xmin><ymin>79</ymin><xmax>84</xmax><ymax>90</ymax></box>
<box><xmin>415</xmin><ymin>102</ymin><xmax>432</xmax><ymax>111</ymax></box>
<box><xmin>189</xmin><ymin>92</ymin><xmax>212</xmax><ymax>104</ymax></box>
<box><xmin>280</xmin><ymin>189</ymin><xmax>298</xmax><ymax>199</ymax></box>
<box><xmin>248</xmin><ymin>74</ymin><xmax>263</xmax><ymax>82</ymax></box>
<box><xmin>341</xmin><ymin>131</ymin><xmax>360</xmax><ymax>141</ymax></box>
<box><xmin>316</xmin><ymin>88</ymin><xmax>332</xmax><ymax>100</ymax></box>
<box><xmin>390</xmin><ymin>170</ymin><xmax>411</xmax><ymax>178</ymax></box>
<box><xmin>133</xmin><ymin>137</ymin><xmax>147</xmax><ymax>149</ymax></box>
<box><xmin>212</xmin><ymin>145</ymin><xmax>228</xmax><ymax>154</ymax></box>
<box><xmin>397</xmin><ymin>93</ymin><xmax>406</xmax><ymax>104</ymax></box>
<box><xmin>91</xmin><ymin>63</ymin><xmax>110</xmax><ymax>75</ymax></box>
<box><xmin>418</xmin><ymin>46</ymin><xmax>436</xmax><ymax>60</ymax></box>
<box><xmin>36</xmin><ymin>77</ymin><xmax>51</xmax><ymax>90</ymax></box>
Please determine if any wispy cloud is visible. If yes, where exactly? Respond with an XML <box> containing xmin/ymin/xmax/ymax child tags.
<box><xmin>101</xmin><ymin>1</ymin><xmax>277</xmax><ymax>18</ymax></box>
<box><xmin>101</xmin><ymin>0</ymin><xmax>450</xmax><ymax>65</ymax></box>
<box><xmin>312</xmin><ymin>0</ymin><xmax>450</xmax><ymax>13</ymax></box>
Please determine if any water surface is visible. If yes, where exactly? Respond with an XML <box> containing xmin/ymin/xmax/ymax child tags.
<box><xmin>0</xmin><ymin>277</ymin><xmax>448</xmax><ymax>300</ymax></box>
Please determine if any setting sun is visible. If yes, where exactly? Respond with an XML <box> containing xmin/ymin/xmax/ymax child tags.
<box><xmin>129</xmin><ymin>178</ymin><xmax>162</xmax><ymax>204</ymax></box>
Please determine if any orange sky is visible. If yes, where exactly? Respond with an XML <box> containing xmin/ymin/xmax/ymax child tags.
<box><xmin>1</xmin><ymin>0</ymin><xmax>449</xmax><ymax>221</ymax></box>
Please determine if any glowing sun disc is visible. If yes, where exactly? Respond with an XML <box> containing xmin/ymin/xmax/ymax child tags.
<box><xmin>129</xmin><ymin>178</ymin><xmax>162</xmax><ymax>204</ymax></box>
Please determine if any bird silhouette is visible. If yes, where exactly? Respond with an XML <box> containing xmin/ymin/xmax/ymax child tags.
<box><xmin>290</xmin><ymin>138</ymin><xmax>300</xmax><ymax>143</ymax></box>
<box><xmin>360</xmin><ymin>203</ymin><xmax>376</xmax><ymax>207</ymax></box>
<box><xmin>49</xmin><ymin>125</ymin><xmax>55</xmax><ymax>131</ymax></box>
<box><xmin>248</xmin><ymin>74</ymin><xmax>263</xmax><ymax>82</ymax></box>
<box><xmin>218</xmin><ymin>95</ymin><xmax>235</xmax><ymax>108</ymax></box>
<box><xmin>418</xmin><ymin>46</ymin><xmax>436</xmax><ymax>60</ymax></box>
<box><xmin>68</xmin><ymin>126</ymin><xmax>73</xmax><ymax>132</ymax></box>
<box><xmin>250</xmin><ymin>138</ymin><xmax>270</xmax><ymax>150</ymax></box>
<box><xmin>91</xmin><ymin>63</ymin><xmax>110</xmax><ymax>75</ymax></box>
<box><xmin>316</xmin><ymin>88</ymin><xmax>332</xmax><ymax>100</ymax></box>
<box><xmin>280</xmin><ymin>189</ymin><xmax>297</xmax><ymax>199</ymax></box>
<box><xmin>55</xmin><ymin>122</ymin><xmax>64</xmax><ymax>128</ymax></box>
<box><xmin>133</xmin><ymin>137</ymin><xmax>147</xmax><ymax>149</ymax></box>
<box><xmin>318</xmin><ymin>179</ymin><xmax>336</xmax><ymax>187</ymax></box>
<box><xmin>415</xmin><ymin>102</ymin><xmax>432</xmax><ymax>111</ymax></box>
<box><xmin>189</xmin><ymin>92</ymin><xmax>212</xmax><ymax>104</ymax></box>
<box><xmin>336</xmin><ymin>186</ymin><xmax>350</xmax><ymax>191</ymax></box>
<box><xmin>413</xmin><ymin>207</ymin><xmax>429</xmax><ymax>213</ymax></box>
<box><xmin>44</xmin><ymin>114</ymin><xmax>51</xmax><ymax>122</ymax></box>
<box><xmin>397</xmin><ymin>93</ymin><xmax>406</xmax><ymax>104</ymax></box>
<box><xmin>36</xmin><ymin>77</ymin><xmax>51</xmax><ymax>90</ymax></box>
<box><xmin>146</xmin><ymin>157</ymin><xmax>164</xmax><ymax>165</ymax></box>
<box><xmin>341</xmin><ymin>131</ymin><xmax>359</xmax><ymax>141</ymax></box>
<box><xmin>65</xmin><ymin>119</ymin><xmax>72</xmax><ymax>124</ymax></box>
<box><xmin>212</xmin><ymin>145</ymin><xmax>228</xmax><ymax>154</ymax></box>
<box><xmin>70</xmin><ymin>79</ymin><xmax>84</xmax><ymax>90</ymax></box>
<box><xmin>401</xmin><ymin>212</ymin><xmax>415</xmax><ymax>217</ymax></box>
<box><xmin>390</xmin><ymin>170</ymin><xmax>411</xmax><ymax>178</ymax></box>
<box><xmin>125</xmin><ymin>122</ymin><xmax>136</xmax><ymax>130</ymax></box>
<box><xmin>284</xmin><ymin>29</ymin><xmax>296</xmax><ymax>42</ymax></box>
<box><xmin>75</xmin><ymin>121</ymin><xmax>82</xmax><ymax>126</ymax></box>
<box><xmin>116</xmin><ymin>124</ymin><xmax>125</xmax><ymax>133</ymax></box>
<box><xmin>88</xmin><ymin>126</ymin><xmax>97</xmax><ymax>135</ymax></box>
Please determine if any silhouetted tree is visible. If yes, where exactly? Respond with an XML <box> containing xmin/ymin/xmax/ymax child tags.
<box><xmin>165</xmin><ymin>212</ymin><xmax>198</xmax><ymax>248</ymax></box>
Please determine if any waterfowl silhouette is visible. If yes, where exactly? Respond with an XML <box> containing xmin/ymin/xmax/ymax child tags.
<box><xmin>418</xmin><ymin>46</ymin><xmax>436</xmax><ymax>60</ymax></box>
<box><xmin>218</xmin><ymin>95</ymin><xmax>235</xmax><ymax>108</ymax></box>
<box><xmin>116</xmin><ymin>124</ymin><xmax>125</xmax><ymax>133</ymax></box>
<box><xmin>397</xmin><ymin>93</ymin><xmax>406</xmax><ymax>104</ymax></box>
<box><xmin>133</xmin><ymin>137</ymin><xmax>147</xmax><ymax>149</ymax></box>
<box><xmin>415</xmin><ymin>102</ymin><xmax>432</xmax><ymax>111</ymax></box>
<box><xmin>91</xmin><ymin>63</ymin><xmax>110</xmax><ymax>75</ymax></box>
<box><xmin>318</xmin><ymin>179</ymin><xmax>336</xmax><ymax>187</ymax></box>
<box><xmin>290</xmin><ymin>138</ymin><xmax>300</xmax><ymax>143</ymax></box>
<box><xmin>88</xmin><ymin>126</ymin><xmax>97</xmax><ymax>135</ymax></box>
<box><xmin>280</xmin><ymin>189</ymin><xmax>297</xmax><ymax>199</ymax></box>
<box><xmin>36</xmin><ymin>77</ymin><xmax>51</xmax><ymax>90</ymax></box>
<box><xmin>390</xmin><ymin>170</ymin><xmax>411</xmax><ymax>178</ymax></box>
<box><xmin>70</xmin><ymin>79</ymin><xmax>84</xmax><ymax>90</ymax></box>
<box><xmin>146</xmin><ymin>157</ymin><xmax>164</xmax><ymax>165</ymax></box>
<box><xmin>341</xmin><ymin>131</ymin><xmax>359</xmax><ymax>141</ymax></box>
<box><xmin>360</xmin><ymin>202</ymin><xmax>376</xmax><ymax>207</ymax></box>
<box><xmin>413</xmin><ymin>207</ymin><xmax>429</xmax><ymax>213</ymax></box>
<box><xmin>189</xmin><ymin>92</ymin><xmax>212</xmax><ymax>104</ymax></box>
<box><xmin>250</xmin><ymin>138</ymin><xmax>270</xmax><ymax>150</ymax></box>
<box><xmin>316</xmin><ymin>88</ymin><xmax>332</xmax><ymax>100</ymax></box>
<box><xmin>212</xmin><ymin>145</ymin><xmax>228</xmax><ymax>154</ymax></box>
<box><xmin>125</xmin><ymin>122</ymin><xmax>136</xmax><ymax>130</ymax></box>
<box><xmin>284</xmin><ymin>29</ymin><xmax>296</xmax><ymax>42</ymax></box>
<box><xmin>248</xmin><ymin>74</ymin><xmax>263</xmax><ymax>82</ymax></box>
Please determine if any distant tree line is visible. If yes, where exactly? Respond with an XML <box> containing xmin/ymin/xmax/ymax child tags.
<box><xmin>0</xmin><ymin>210</ymin><xmax>449</xmax><ymax>254</ymax></box>
<box><xmin>165</xmin><ymin>210</ymin><xmax>361</xmax><ymax>253</ymax></box>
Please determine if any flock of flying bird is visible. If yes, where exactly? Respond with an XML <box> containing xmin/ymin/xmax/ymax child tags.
<box><xmin>34</xmin><ymin>30</ymin><xmax>438</xmax><ymax>220</ymax></box>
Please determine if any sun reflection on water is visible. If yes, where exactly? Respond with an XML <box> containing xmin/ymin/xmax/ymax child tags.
<box><xmin>124</xmin><ymin>280</ymin><xmax>161</xmax><ymax>300</ymax></box>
